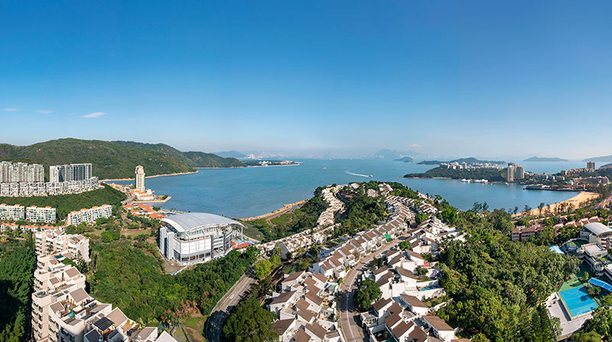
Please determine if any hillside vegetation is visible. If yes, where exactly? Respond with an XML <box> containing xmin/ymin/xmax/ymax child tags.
<box><xmin>0</xmin><ymin>138</ymin><xmax>244</xmax><ymax>179</ymax></box>
<box><xmin>0</xmin><ymin>239</ymin><xmax>36</xmax><ymax>342</ymax></box>
<box><xmin>0</xmin><ymin>184</ymin><xmax>126</xmax><ymax>219</ymax></box>
<box><xmin>245</xmin><ymin>187</ymin><xmax>329</xmax><ymax>242</ymax></box>
<box><xmin>405</xmin><ymin>166</ymin><xmax>506</xmax><ymax>182</ymax></box>
<box><xmin>89</xmin><ymin>239</ymin><xmax>258</xmax><ymax>324</ymax></box>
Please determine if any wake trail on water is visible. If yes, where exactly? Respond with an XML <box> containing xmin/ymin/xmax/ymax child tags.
<box><xmin>345</xmin><ymin>171</ymin><xmax>373</xmax><ymax>178</ymax></box>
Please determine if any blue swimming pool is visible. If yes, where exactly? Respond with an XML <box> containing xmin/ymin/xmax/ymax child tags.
<box><xmin>559</xmin><ymin>286</ymin><xmax>599</xmax><ymax>317</ymax></box>
<box><xmin>549</xmin><ymin>245</ymin><xmax>565</xmax><ymax>254</ymax></box>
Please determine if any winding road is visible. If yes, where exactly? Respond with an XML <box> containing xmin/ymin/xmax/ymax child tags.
<box><xmin>204</xmin><ymin>274</ymin><xmax>256</xmax><ymax>342</ymax></box>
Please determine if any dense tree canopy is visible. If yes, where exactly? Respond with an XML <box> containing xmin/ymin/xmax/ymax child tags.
<box><xmin>437</xmin><ymin>215</ymin><xmax>577</xmax><ymax>341</ymax></box>
<box><xmin>89</xmin><ymin>240</ymin><xmax>258</xmax><ymax>324</ymax></box>
<box><xmin>335</xmin><ymin>188</ymin><xmax>387</xmax><ymax>236</ymax></box>
<box><xmin>222</xmin><ymin>296</ymin><xmax>278</xmax><ymax>342</ymax></box>
<box><xmin>0</xmin><ymin>239</ymin><xmax>36</xmax><ymax>342</ymax></box>
<box><xmin>247</xmin><ymin>187</ymin><xmax>328</xmax><ymax>242</ymax></box>
<box><xmin>355</xmin><ymin>278</ymin><xmax>382</xmax><ymax>311</ymax></box>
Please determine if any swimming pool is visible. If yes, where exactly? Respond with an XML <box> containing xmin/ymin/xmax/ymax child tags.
<box><xmin>559</xmin><ymin>286</ymin><xmax>599</xmax><ymax>317</ymax></box>
<box><xmin>549</xmin><ymin>245</ymin><xmax>565</xmax><ymax>254</ymax></box>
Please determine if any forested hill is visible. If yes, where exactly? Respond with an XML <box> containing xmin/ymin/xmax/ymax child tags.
<box><xmin>0</xmin><ymin>138</ymin><xmax>244</xmax><ymax>179</ymax></box>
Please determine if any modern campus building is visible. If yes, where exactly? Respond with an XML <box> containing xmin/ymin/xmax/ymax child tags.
<box><xmin>0</xmin><ymin>161</ymin><xmax>45</xmax><ymax>183</ymax></box>
<box><xmin>581</xmin><ymin>222</ymin><xmax>612</xmax><ymax>249</ymax></box>
<box><xmin>158</xmin><ymin>213</ymin><xmax>244</xmax><ymax>265</ymax></box>
<box><xmin>49</xmin><ymin>163</ymin><xmax>93</xmax><ymax>183</ymax></box>
<box><xmin>66</xmin><ymin>205</ymin><xmax>113</xmax><ymax>226</ymax></box>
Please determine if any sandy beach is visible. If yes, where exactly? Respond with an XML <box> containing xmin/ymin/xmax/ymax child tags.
<box><xmin>520</xmin><ymin>191</ymin><xmax>600</xmax><ymax>217</ymax></box>
<box><xmin>241</xmin><ymin>200</ymin><xmax>306</xmax><ymax>221</ymax></box>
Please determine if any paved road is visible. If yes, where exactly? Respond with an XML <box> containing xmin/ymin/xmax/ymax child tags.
<box><xmin>205</xmin><ymin>274</ymin><xmax>256</xmax><ymax>342</ymax></box>
<box><xmin>338</xmin><ymin>237</ymin><xmax>409</xmax><ymax>342</ymax></box>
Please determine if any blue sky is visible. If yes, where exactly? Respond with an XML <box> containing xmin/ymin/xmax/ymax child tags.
<box><xmin>1</xmin><ymin>1</ymin><xmax>611</xmax><ymax>159</ymax></box>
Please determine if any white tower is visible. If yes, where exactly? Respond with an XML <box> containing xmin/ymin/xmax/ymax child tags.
<box><xmin>135</xmin><ymin>165</ymin><xmax>145</xmax><ymax>191</ymax></box>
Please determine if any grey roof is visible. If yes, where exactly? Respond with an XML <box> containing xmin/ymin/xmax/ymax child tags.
<box><xmin>162</xmin><ymin>213</ymin><xmax>244</xmax><ymax>233</ymax></box>
<box><xmin>585</xmin><ymin>222</ymin><xmax>612</xmax><ymax>236</ymax></box>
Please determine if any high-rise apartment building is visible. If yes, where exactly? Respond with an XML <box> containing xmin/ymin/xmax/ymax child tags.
<box><xmin>587</xmin><ymin>161</ymin><xmax>596</xmax><ymax>171</ymax></box>
<box><xmin>506</xmin><ymin>163</ymin><xmax>525</xmax><ymax>182</ymax></box>
<box><xmin>49</xmin><ymin>163</ymin><xmax>93</xmax><ymax>183</ymax></box>
<box><xmin>135</xmin><ymin>165</ymin><xmax>146</xmax><ymax>191</ymax></box>
<box><xmin>0</xmin><ymin>161</ymin><xmax>44</xmax><ymax>183</ymax></box>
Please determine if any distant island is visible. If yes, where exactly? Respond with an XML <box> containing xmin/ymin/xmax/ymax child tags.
<box><xmin>584</xmin><ymin>154</ymin><xmax>612</xmax><ymax>163</ymax></box>
<box><xmin>524</xmin><ymin>156</ymin><xmax>568</xmax><ymax>162</ymax></box>
<box><xmin>0</xmin><ymin>138</ymin><xmax>244</xmax><ymax>179</ymax></box>
<box><xmin>417</xmin><ymin>157</ymin><xmax>505</xmax><ymax>166</ymax></box>
<box><xmin>394</xmin><ymin>156</ymin><xmax>413</xmax><ymax>162</ymax></box>
<box><xmin>405</xmin><ymin>166</ymin><xmax>506</xmax><ymax>182</ymax></box>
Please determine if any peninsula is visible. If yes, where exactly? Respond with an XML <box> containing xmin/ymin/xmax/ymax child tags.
<box><xmin>417</xmin><ymin>157</ymin><xmax>505</xmax><ymax>165</ymax></box>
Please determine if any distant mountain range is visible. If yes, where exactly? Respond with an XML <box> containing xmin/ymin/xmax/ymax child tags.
<box><xmin>0</xmin><ymin>138</ymin><xmax>244</xmax><ymax>179</ymax></box>
<box><xmin>372</xmin><ymin>149</ymin><xmax>417</xmax><ymax>160</ymax></box>
<box><xmin>418</xmin><ymin>157</ymin><xmax>506</xmax><ymax>165</ymax></box>
<box><xmin>524</xmin><ymin>156</ymin><xmax>568</xmax><ymax>162</ymax></box>
<box><xmin>394</xmin><ymin>156</ymin><xmax>414</xmax><ymax>162</ymax></box>
<box><xmin>215</xmin><ymin>150</ymin><xmax>247</xmax><ymax>159</ymax></box>
<box><xmin>584</xmin><ymin>154</ymin><xmax>612</xmax><ymax>163</ymax></box>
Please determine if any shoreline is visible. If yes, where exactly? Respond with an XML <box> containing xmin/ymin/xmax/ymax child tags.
<box><xmin>100</xmin><ymin>163</ymin><xmax>301</xmax><ymax>182</ymax></box>
<box><xmin>518</xmin><ymin>191</ymin><xmax>600</xmax><ymax>217</ymax></box>
<box><xmin>240</xmin><ymin>200</ymin><xmax>307</xmax><ymax>221</ymax></box>
<box><xmin>100</xmin><ymin>170</ymin><xmax>199</xmax><ymax>182</ymax></box>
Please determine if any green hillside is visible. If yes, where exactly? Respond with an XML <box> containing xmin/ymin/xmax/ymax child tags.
<box><xmin>182</xmin><ymin>151</ymin><xmax>244</xmax><ymax>167</ymax></box>
<box><xmin>0</xmin><ymin>138</ymin><xmax>244</xmax><ymax>179</ymax></box>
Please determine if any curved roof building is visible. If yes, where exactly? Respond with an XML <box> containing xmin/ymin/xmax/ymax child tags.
<box><xmin>159</xmin><ymin>213</ymin><xmax>243</xmax><ymax>265</ymax></box>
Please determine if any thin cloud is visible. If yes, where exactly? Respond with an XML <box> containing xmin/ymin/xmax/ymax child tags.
<box><xmin>82</xmin><ymin>111</ymin><xmax>106</xmax><ymax>119</ymax></box>
<box><xmin>407</xmin><ymin>143</ymin><xmax>421</xmax><ymax>149</ymax></box>
<box><xmin>3</xmin><ymin>107</ymin><xmax>19</xmax><ymax>112</ymax></box>
<box><xmin>36</xmin><ymin>109</ymin><xmax>53</xmax><ymax>114</ymax></box>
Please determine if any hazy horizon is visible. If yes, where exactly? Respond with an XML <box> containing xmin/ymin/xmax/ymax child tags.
<box><xmin>2</xmin><ymin>1</ymin><xmax>612</xmax><ymax>159</ymax></box>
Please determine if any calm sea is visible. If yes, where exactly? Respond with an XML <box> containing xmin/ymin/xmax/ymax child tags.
<box><xmin>113</xmin><ymin>159</ymin><xmax>587</xmax><ymax>218</ymax></box>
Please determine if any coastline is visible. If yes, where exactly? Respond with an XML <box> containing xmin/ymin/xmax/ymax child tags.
<box><xmin>100</xmin><ymin>170</ymin><xmax>199</xmax><ymax>182</ymax></box>
<box><xmin>101</xmin><ymin>164</ymin><xmax>303</xmax><ymax>182</ymax></box>
<box><xmin>518</xmin><ymin>191</ymin><xmax>600</xmax><ymax>217</ymax></box>
<box><xmin>240</xmin><ymin>200</ymin><xmax>306</xmax><ymax>221</ymax></box>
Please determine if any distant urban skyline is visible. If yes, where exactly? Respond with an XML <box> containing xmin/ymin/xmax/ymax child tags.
<box><xmin>2</xmin><ymin>1</ymin><xmax>612</xmax><ymax>159</ymax></box>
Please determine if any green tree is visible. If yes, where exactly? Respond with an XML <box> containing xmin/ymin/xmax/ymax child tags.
<box><xmin>253</xmin><ymin>260</ymin><xmax>272</xmax><ymax>280</ymax></box>
<box><xmin>222</xmin><ymin>296</ymin><xmax>278</xmax><ymax>342</ymax></box>
<box><xmin>354</xmin><ymin>279</ymin><xmax>382</xmax><ymax>311</ymax></box>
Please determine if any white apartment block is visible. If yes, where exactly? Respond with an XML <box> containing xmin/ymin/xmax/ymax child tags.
<box><xmin>27</xmin><ymin>206</ymin><xmax>57</xmax><ymax>224</ymax></box>
<box><xmin>66</xmin><ymin>205</ymin><xmax>113</xmax><ymax>226</ymax></box>
<box><xmin>0</xmin><ymin>178</ymin><xmax>100</xmax><ymax>198</ymax></box>
<box><xmin>0</xmin><ymin>203</ymin><xmax>25</xmax><ymax>221</ymax></box>
<box><xmin>35</xmin><ymin>230</ymin><xmax>91</xmax><ymax>262</ymax></box>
